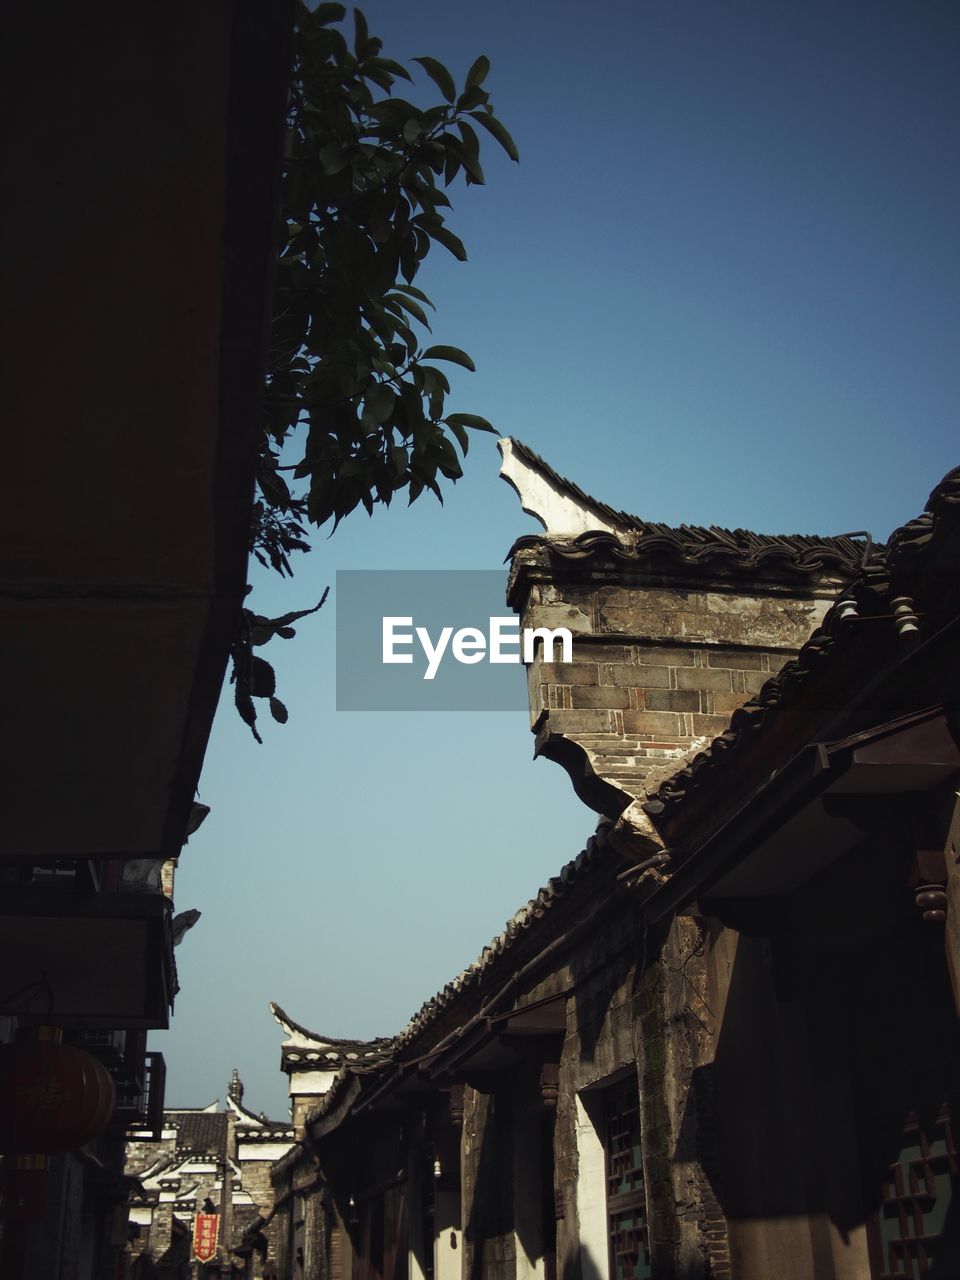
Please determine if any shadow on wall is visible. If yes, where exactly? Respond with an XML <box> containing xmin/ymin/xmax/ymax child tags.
<box><xmin>131</xmin><ymin>1234</ymin><xmax>191</xmax><ymax>1279</ymax></box>
<box><xmin>561</xmin><ymin>1242</ymin><xmax>604</xmax><ymax>1280</ymax></box>
<box><xmin>567</xmin><ymin>910</ymin><xmax>660</xmax><ymax>1067</ymax></box>
<box><xmin>465</xmin><ymin>1087</ymin><xmax>515</xmax><ymax>1280</ymax></box>
<box><xmin>131</xmin><ymin>1253</ymin><xmax>159</xmax><ymax>1279</ymax></box>
<box><xmin>688</xmin><ymin>837</ymin><xmax>960</xmax><ymax>1274</ymax></box>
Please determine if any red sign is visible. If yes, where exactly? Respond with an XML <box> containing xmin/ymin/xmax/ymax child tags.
<box><xmin>193</xmin><ymin>1212</ymin><xmax>220</xmax><ymax>1264</ymax></box>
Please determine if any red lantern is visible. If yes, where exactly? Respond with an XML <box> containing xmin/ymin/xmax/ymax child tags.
<box><xmin>0</xmin><ymin>1034</ymin><xmax>115</xmax><ymax>1154</ymax></box>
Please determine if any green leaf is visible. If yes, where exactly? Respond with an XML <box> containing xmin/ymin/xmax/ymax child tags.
<box><xmin>437</xmin><ymin>456</ymin><xmax>463</xmax><ymax>482</ymax></box>
<box><xmin>318</xmin><ymin>144</ymin><xmax>350</xmax><ymax>175</ymax></box>
<box><xmin>353</xmin><ymin>8</ymin><xmax>369</xmax><ymax>55</ymax></box>
<box><xmin>444</xmin><ymin>412</ymin><xmax>495</xmax><ymax>432</ymax></box>
<box><xmin>465</xmin><ymin>55</ymin><xmax>490</xmax><ymax>90</ymax></box>
<box><xmin>468</xmin><ymin>110</ymin><xmax>520</xmax><ymax>162</ymax></box>
<box><xmin>456</xmin><ymin>85</ymin><xmax>489</xmax><ymax>113</ymax></box>
<box><xmin>429</xmin><ymin>386</ymin><xmax>445</xmax><ymax>421</ymax></box>
<box><xmin>457</xmin><ymin>119</ymin><xmax>481</xmax><ymax>160</ymax></box>
<box><xmin>400</xmin><ymin>232</ymin><xmax>419</xmax><ymax>284</ymax></box>
<box><xmin>420</xmin><ymin>364</ymin><xmax>450</xmax><ymax>394</ymax></box>
<box><xmin>368</xmin><ymin>56</ymin><xmax>412</xmax><ymax>82</ymax></box>
<box><xmin>388</xmin><ymin>292</ymin><xmax>432</xmax><ymax>328</ymax></box>
<box><xmin>424</xmin><ymin>224</ymin><xmax>467</xmax><ymax>261</ymax></box>
<box><xmin>393</xmin><ymin>283</ymin><xmax>435</xmax><ymax>308</ymax></box>
<box><xmin>364</xmin><ymin>303</ymin><xmax>398</xmax><ymax>347</ymax></box>
<box><xmin>269</xmin><ymin>697</ymin><xmax>289</xmax><ymax>724</ymax></box>
<box><xmin>363</xmin><ymin>383</ymin><xmax>395</xmax><ymax>425</ymax></box>
<box><xmin>250</xmin><ymin>656</ymin><xmax>276</xmax><ymax>698</ymax></box>
<box><xmin>412</xmin><ymin>56</ymin><xmax>456</xmax><ymax>103</ymax></box>
<box><xmin>234</xmin><ymin>686</ymin><xmax>262</xmax><ymax>744</ymax></box>
<box><xmin>422</xmin><ymin>345</ymin><xmax>476</xmax><ymax>372</ymax></box>
<box><xmin>406</xmin><ymin>177</ymin><xmax>452</xmax><ymax>210</ymax></box>
<box><xmin>443</xmin><ymin>149</ymin><xmax>461</xmax><ymax>186</ymax></box>
<box><xmin>441</xmin><ymin>129</ymin><xmax>484</xmax><ymax>185</ymax></box>
<box><xmin>403</xmin><ymin>117</ymin><xmax>425</xmax><ymax>145</ymax></box>
<box><xmin>446</xmin><ymin>420</ymin><xmax>469</xmax><ymax>455</ymax></box>
<box><xmin>313</xmin><ymin>3</ymin><xmax>347</xmax><ymax>23</ymax></box>
<box><xmin>364</xmin><ymin>66</ymin><xmax>392</xmax><ymax>91</ymax></box>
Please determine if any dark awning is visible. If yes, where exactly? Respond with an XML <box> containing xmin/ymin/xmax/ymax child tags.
<box><xmin>643</xmin><ymin>705</ymin><xmax>960</xmax><ymax>920</ymax></box>
<box><xmin>0</xmin><ymin>0</ymin><xmax>292</xmax><ymax>862</ymax></box>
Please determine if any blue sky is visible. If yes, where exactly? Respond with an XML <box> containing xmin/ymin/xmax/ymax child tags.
<box><xmin>156</xmin><ymin>0</ymin><xmax>959</xmax><ymax>1117</ymax></box>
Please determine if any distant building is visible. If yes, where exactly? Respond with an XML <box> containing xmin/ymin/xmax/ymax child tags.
<box><xmin>123</xmin><ymin>1072</ymin><xmax>295</xmax><ymax>1278</ymax></box>
<box><xmin>251</xmin><ymin>1008</ymin><xmax>395</xmax><ymax>1277</ymax></box>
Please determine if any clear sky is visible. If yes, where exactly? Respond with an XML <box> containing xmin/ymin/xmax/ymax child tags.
<box><xmin>155</xmin><ymin>0</ymin><xmax>959</xmax><ymax>1118</ymax></box>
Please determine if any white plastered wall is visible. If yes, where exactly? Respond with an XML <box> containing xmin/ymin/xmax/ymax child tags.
<box><xmin>575</xmin><ymin>1093</ymin><xmax>609</xmax><ymax>1280</ymax></box>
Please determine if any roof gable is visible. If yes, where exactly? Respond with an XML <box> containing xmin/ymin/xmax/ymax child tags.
<box><xmin>500</xmin><ymin>438</ymin><xmax>864</xmax><ymax>581</ymax></box>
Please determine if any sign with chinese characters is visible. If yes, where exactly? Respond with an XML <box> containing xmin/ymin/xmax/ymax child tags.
<box><xmin>193</xmin><ymin>1212</ymin><xmax>220</xmax><ymax>1264</ymax></box>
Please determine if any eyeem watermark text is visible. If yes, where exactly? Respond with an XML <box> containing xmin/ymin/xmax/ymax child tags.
<box><xmin>337</xmin><ymin>569</ymin><xmax>567</xmax><ymax>711</ymax></box>
<box><xmin>383</xmin><ymin>616</ymin><xmax>572</xmax><ymax>680</ymax></box>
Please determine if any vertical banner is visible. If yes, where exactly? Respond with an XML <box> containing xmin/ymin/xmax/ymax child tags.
<box><xmin>193</xmin><ymin>1212</ymin><xmax>220</xmax><ymax>1264</ymax></box>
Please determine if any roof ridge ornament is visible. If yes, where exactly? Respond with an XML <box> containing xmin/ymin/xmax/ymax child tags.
<box><xmin>499</xmin><ymin>438</ymin><xmax>866</xmax><ymax>577</ymax></box>
<box><xmin>498</xmin><ymin>438</ymin><xmax>630</xmax><ymax>537</ymax></box>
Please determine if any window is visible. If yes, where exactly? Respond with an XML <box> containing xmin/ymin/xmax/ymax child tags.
<box><xmin>603</xmin><ymin>1080</ymin><xmax>651</xmax><ymax>1280</ymax></box>
<box><xmin>867</xmin><ymin>1103</ymin><xmax>960</xmax><ymax>1279</ymax></box>
<box><xmin>575</xmin><ymin>1074</ymin><xmax>651</xmax><ymax>1280</ymax></box>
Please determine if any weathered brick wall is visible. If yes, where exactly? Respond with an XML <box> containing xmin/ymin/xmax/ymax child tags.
<box><xmin>509</xmin><ymin>546</ymin><xmax>843</xmax><ymax>812</ymax></box>
<box><xmin>271</xmin><ymin>1196</ymin><xmax>293</xmax><ymax>1278</ymax></box>
<box><xmin>463</xmin><ymin>1088</ymin><xmax>516</xmax><ymax>1280</ymax></box>
<box><xmin>534</xmin><ymin>643</ymin><xmax>781</xmax><ymax>731</ymax></box>
<box><xmin>293</xmin><ymin>1092</ymin><xmax>318</xmax><ymax>1133</ymax></box>
<box><xmin>530</xmin><ymin>642</ymin><xmax>789</xmax><ymax>803</ymax></box>
<box><xmin>238</xmin><ymin>1155</ymin><xmax>281</xmax><ymax>1223</ymax></box>
<box><xmin>238</xmin><ymin>1149</ymin><xmax>293</xmax><ymax>1276</ymax></box>
<box><xmin>456</xmin><ymin>894</ymin><xmax>728</xmax><ymax>1280</ymax></box>
<box><xmin>303</xmin><ymin>1185</ymin><xmax>328</xmax><ymax>1280</ymax></box>
<box><xmin>643</xmin><ymin>916</ymin><xmax>727</xmax><ymax>1280</ymax></box>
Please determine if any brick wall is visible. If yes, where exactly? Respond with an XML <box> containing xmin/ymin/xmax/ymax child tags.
<box><xmin>462</xmin><ymin>1088</ymin><xmax>516</xmax><ymax>1280</ymax></box>
<box><xmin>509</xmin><ymin>545</ymin><xmax>844</xmax><ymax>814</ymax></box>
<box><xmin>493</xmin><ymin>896</ymin><xmax>728</xmax><ymax>1280</ymax></box>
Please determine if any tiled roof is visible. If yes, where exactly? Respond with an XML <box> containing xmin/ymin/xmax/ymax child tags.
<box><xmin>269</xmin><ymin>1002</ymin><xmax>394</xmax><ymax>1066</ymax></box>
<box><xmin>170</xmin><ymin>1111</ymin><xmax>229</xmax><ymax>1156</ymax></box>
<box><xmin>228</xmin><ymin>1092</ymin><xmax>292</xmax><ymax>1132</ymax></box>
<box><xmin>237</xmin><ymin>1124</ymin><xmax>296</xmax><ymax>1140</ymax></box>
<box><xmin>643</xmin><ymin>464</ymin><xmax>960</xmax><ymax>820</ymax></box>
<box><xmin>394</xmin><ymin>823</ymin><xmax>612</xmax><ymax>1051</ymax></box>
<box><xmin>301</xmin><ymin>823</ymin><xmax>616</xmax><ymax>1128</ymax></box>
<box><xmin>506</xmin><ymin>439</ymin><xmax>865</xmax><ymax>580</ymax></box>
<box><xmin>304</xmin><ymin>1067</ymin><xmax>361</xmax><ymax>1125</ymax></box>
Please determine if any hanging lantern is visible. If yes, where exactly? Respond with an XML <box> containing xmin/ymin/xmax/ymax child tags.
<box><xmin>0</xmin><ymin>1029</ymin><xmax>115</xmax><ymax>1154</ymax></box>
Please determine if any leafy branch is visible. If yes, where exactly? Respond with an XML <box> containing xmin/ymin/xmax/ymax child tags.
<box><xmin>236</xmin><ymin>3</ymin><xmax>518</xmax><ymax>739</ymax></box>
<box><xmin>231</xmin><ymin>594</ymin><xmax>330</xmax><ymax>743</ymax></box>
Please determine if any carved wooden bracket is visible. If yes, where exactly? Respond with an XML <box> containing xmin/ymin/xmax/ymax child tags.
<box><xmin>539</xmin><ymin>1061</ymin><xmax>560</xmax><ymax>1110</ymax></box>
<box><xmin>909</xmin><ymin>848</ymin><xmax>948</xmax><ymax>926</ymax></box>
<box><xmin>447</xmin><ymin>1083</ymin><xmax>464</xmax><ymax>1129</ymax></box>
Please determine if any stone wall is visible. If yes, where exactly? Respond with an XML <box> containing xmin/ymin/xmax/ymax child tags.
<box><xmin>452</xmin><ymin>888</ymin><xmax>727</xmax><ymax>1280</ymax></box>
<box><xmin>463</xmin><ymin>1089</ymin><xmax>517</xmax><ymax>1280</ymax></box>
